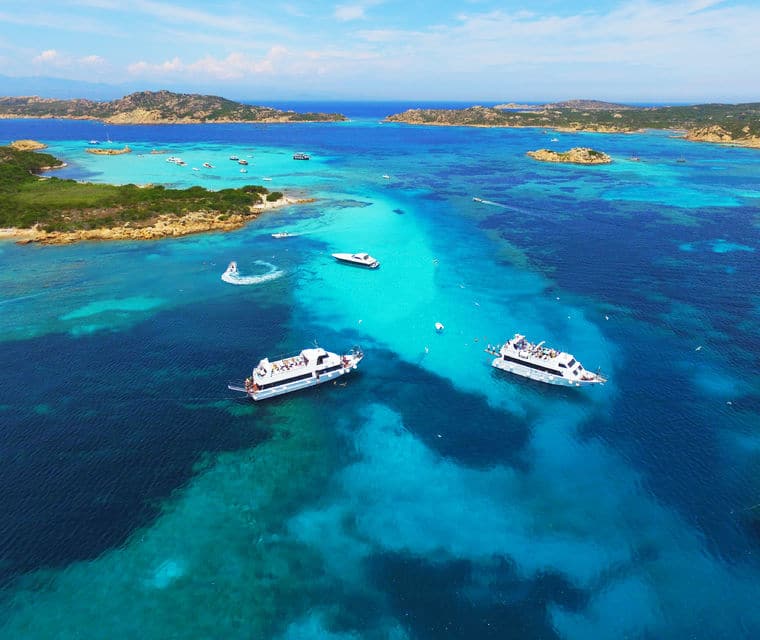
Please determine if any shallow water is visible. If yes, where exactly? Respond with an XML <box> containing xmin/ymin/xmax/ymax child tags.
<box><xmin>1</xmin><ymin>111</ymin><xmax>759</xmax><ymax>639</ymax></box>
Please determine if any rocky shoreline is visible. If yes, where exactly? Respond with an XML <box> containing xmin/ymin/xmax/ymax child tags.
<box><xmin>527</xmin><ymin>147</ymin><xmax>612</xmax><ymax>165</ymax></box>
<box><xmin>1</xmin><ymin>195</ymin><xmax>313</xmax><ymax>245</ymax></box>
<box><xmin>86</xmin><ymin>145</ymin><xmax>132</xmax><ymax>155</ymax></box>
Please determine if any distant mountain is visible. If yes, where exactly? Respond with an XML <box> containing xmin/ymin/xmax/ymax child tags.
<box><xmin>0</xmin><ymin>75</ymin><xmax>128</xmax><ymax>101</ymax></box>
<box><xmin>495</xmin><ymin>99</ymin><xmax>634</xmax><ymax>111</ymax></box>
<box><xmin>0</xmin><ymin>90</ymin><xmax>347</xmax><ymax>124</ymax></box>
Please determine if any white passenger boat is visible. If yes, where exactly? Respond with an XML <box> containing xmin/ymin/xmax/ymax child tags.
<box><xmin>228</xmin><ymin>346</ymin><xmax>364</xmax><ymax>400</ymax></box>
<box><xmin>332</xmin><ymin>252</ymin><xmax>380</xmax><ymax>268</ymax></box>
<box><xmin>485</xmin><ymin>334</ymin><xmax>606</xmax><ymax>387</ymax></box>
<box><xmin>272</xmin><ymin>232</ymin><xmax>295</xmax><ymax>239</ymax></box>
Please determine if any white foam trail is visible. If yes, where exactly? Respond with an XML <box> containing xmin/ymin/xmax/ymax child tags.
<box><xmin>221</xmin><ymin>260</ymin><xmax>284</xmax><ymax>286</ymax></box>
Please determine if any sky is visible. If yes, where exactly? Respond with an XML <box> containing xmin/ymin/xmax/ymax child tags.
<box><xmin>0</xmin><ymin>0</ymin><xmax>758</xmax><ymax>102</ymax></box>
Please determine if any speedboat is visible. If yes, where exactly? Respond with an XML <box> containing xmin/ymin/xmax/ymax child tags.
<box><xmin>272</xmin><ymin>232</ymin><xmax>294</xmax><ymax>239</ymax></box>
<box><xmin>435</xmin><ymin>322</ymin><xmax>445</xmax><ymax>332</ymax></box>
<box><xmin>332</xmin><ymin>252</ymin><xmax>380</xmax><ymax>269</ymax></box>
<box><xmin>203</xmin><ymin>162</ymin><xmax>214</xmax><ymax>168</ymax></box>
<box><xmin>228</xmin><ymin>346</ymin><xmax>363</xmax><ymax>400</ymax></box>
<box><xmin>238</xmin><ymin>159</ymin><xmax>248</xmax><ymax>165</ymax></box>
<box><xmin>221</xmin><ymin>261</ymin><xmax>239</xmax><ymax>282</ymax></box>
<box><xmin>485</xmin><ymin>334</ymin><xmax>606</xmax><ymax>387</ymax></box>
<box><xmin>229</xmin><ymin>155</ymin><xmax>239</xmax><ymax>161</ymax></box>
<box><xmin>293</xmin><ymin>152</ymin><xmax>310</xmax><ymax>160</ymax></box>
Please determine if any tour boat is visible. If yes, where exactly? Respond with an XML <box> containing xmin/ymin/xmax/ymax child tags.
<box><xmin>485</xmin><ymin>334</ymin><xmax>606</xmax><ymax>387</ymax></box>
<box><xmin>332</xmin><ymin>252</ymin><xmax>380</xmax><ymax>269</ymax></box>
<box><xmin>293</xmin><ymin>152</ymin><xmax>310</xmax><ymax>160</ymax></box>
<box><xmin>238</xmin><ymin>159</ymin><xmax>248</xmax><ymax>165</ymax></box>
<box><xmin>228</xmin><ymin>346</ymin><xmax>364</xmax><ymax>400</ymax></box>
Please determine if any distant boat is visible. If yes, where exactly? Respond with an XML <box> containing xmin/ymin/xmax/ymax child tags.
<box><xmin>203</xmin><ymin>162</ymin><xmax>214</xmax><ymax>168</ymax></box>
<box><xmin>332</xmin><ymin>252</ymin><xmax>380</xmax><ymax>269</ymax></box>
<box><xmin>272</xmin><ymin>232</ymin><xmax>295</xmax><ymax>239</ymax></box>
<box><xmin>472</xmin><ymin>197</ymin><xmax>484</xmax><ymax>203</ymax></box>
<box><xmin>88</xmin><ymin>140</ymin><xmax>99</xmax><ymax>145</ymax></box>
<box><xmin>677</xmin><ymin>156</ymin><xmax>687</xmax><ymax>163</ymax></box>
<box><xmin>550</xmin><ymin>138</ymin><xmax>559</xmax><ymax>142</ymax></box>
<box><xmin>192</xmin><ymin>167</ymin><xmax>200</xmax><ymax>171</ymax></box>
<box><xmin>229</xmin><ymin>155</ymin><xmax>239</xmax><ymax>161</ymax></box>
<box><xmin>382</xmin><ymin>174</ymin><xmax>390</xmax><ymax>179</ymax></box>
<box><xmin>263</xmin><ymin>177</ymin><xmax>273</xmax><ymax>181</ymax></box>
<box><xmin>238</xmin><ymin>159</ymin><xmax>248</xmax><ymax>165</ymax></box>
<box><xmin>629</xmin><ymin>154</ymin><xmax>640</xmax><ymax>161</ymax></box>
<box><xmin>293</xmin><ymin>152</ymin><xmax>310</xmax><ymax>160</ymax></box>
<box><xmin>240</xmin><ymin>168</ymin><xmax>247</xmax><ymax>173</ymax></box>
<box><xmin>435</xmin><ymin>322</ymin><xmax>445</xmax><ymax>332</ymax></box>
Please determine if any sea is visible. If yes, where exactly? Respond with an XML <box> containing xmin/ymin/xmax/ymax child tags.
<box><xmin>1</xmin><ymin>102</ymin><xmax>759</xmax><ymax>639</ymax></box>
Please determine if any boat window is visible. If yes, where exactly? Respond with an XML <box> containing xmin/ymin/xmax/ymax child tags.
<box><xmin>567</xmin><ymin>358</ymin><xmax>576</xmax><ymax>368</ymax></box>
<box><xmin>558</xmin><ymin>363</ymin><xmax>566</xmax><ymax>368</ymax></box>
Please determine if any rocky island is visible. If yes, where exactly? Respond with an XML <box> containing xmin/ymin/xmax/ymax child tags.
<box><xmin>0</xmin><ymin>144</ymin><xmax>305</xmax><ymax>245</ymax></box>
<box><xmin>0</xmin><ymin>90</ymin><xmax>347</xmax><ymax>124</ymax></box>
<box><xmin>527</xmin><ymin>147</ymin><xmax>612</xmax><ymax>165</ymax></box>
<box><xmin>385</xmin><ymin>100</ymin><xmax>760</xmax><ymax>149</ymax></box>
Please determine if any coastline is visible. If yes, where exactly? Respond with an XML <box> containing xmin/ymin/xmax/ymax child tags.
<box><xmin>0</xmin><ymin>194</ymin><xmax>312</xmax><ymax>245</ymax></box>
<box><xmin>385</xmin><ymin>119</ymin><xmax>760</xmax><ymax>149</ymax></box>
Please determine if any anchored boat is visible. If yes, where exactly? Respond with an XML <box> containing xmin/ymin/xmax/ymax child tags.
<box><xmin>485</xmin><ymin>334</ymin><xmax>606</xmax><ymax>387</ymax></box>
<box><xmin>332</xmin><ymin>252</ymin><xmax>380</xmax><ymax>269</ymax></box>
<box><xmin>228</xmin><ymin>346</ymin><xmax>363</xmax><ymax>400</ymax></box>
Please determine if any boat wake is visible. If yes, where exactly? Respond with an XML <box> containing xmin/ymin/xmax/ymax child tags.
<box><xmin>473</xmin><ymin>197</ymin><xmax>532</xmax><ymax>215</ymax></box>
<box><xmin>221</xmin><ymin>260</ymin><xmax>284</xmax><ymax>285</ymax></box>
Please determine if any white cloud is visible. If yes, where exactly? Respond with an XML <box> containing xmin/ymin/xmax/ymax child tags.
<box><xmin>128</xmin><ymin>48</ymin><xmax>291</xmax><ymax>80</ymax></box>
<box><xmin>79</xmin><ymin>54</ymin><xmax>106</xmax><ymax>66</ymax></box>
<box><xmin>33</xmin><ymin>49</ymin><xmax>61</xmax><ymax>64</ymax></box>
<box><xmin>334</xmin><ymin>4</ymin><xmax>366</xmax><ymax>21</ymax></box>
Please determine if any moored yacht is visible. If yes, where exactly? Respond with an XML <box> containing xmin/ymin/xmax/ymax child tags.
<box><xmin>332</xmin><ymin>252</ymin><xmax>380</xmax><ymax>269</ymax></box>
<box><xmin>293</xmin><ymin>152</ymin><xmax>310</xmax><ymax>160</ymax></box>
<box><xmin>485</xmin><ymin>333</ymin><xmax>606</xmax><ymax>387</ymax></box>
<box><xmin>228</xmin><ymin>346</ymin><xmax>363</xmax><ymax>400</ymax></box>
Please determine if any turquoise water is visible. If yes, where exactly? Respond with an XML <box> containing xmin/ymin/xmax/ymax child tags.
<box><xmin>1</xmin><ymin>111</ymin><xmax>759</xmax><ymax>639</ymax></box>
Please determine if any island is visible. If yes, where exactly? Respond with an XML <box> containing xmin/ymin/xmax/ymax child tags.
<box><xmin>0</xmin><ymin>143</ymin><xmax>307</xmax><ymax>245</ymax></box>
<box><xmin>385</xmin><ymin>100</ymin><xmax>760</xmax><ymax>149</ymax></box>
<box><xmin>86</xmin><ymin>145</ymin><xmax>132</xmax><ymax>155</ymax></box>
<box><xmin>0</xmin><ymin>90</ymin><xmax>347</xmax><ymax>124</ymax></box>
<box><xmin>527</xmin><ymin>147</ymin><xmax>612</xmax><ymax>165</ymax></box>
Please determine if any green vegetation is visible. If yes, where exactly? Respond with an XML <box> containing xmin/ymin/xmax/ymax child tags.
<box><xmin>0</xmin><ymin>90</ymin><xmax>348</xmax><ymax>123</ymax></box>
<box><xmin>0</xmin><ymin>146</ymin><xmax>272</xmax><ymax>232</ymax></box>
<box><xmin>386</xmin><ymin>102</ymin><xmax>760</xmax><ymax>142</ymax></box>
<box><xmin>266</xmin><ymin>191</ymin><xmax>284</xmax><ymax>202</ymax></box>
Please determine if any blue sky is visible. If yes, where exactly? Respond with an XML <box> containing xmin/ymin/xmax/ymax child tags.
<box><xmin>0</xmin><ymin>0</ymin><xmax>757</xmax><ymax>101</ymax></box>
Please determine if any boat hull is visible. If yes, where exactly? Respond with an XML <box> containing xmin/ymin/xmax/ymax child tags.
<box><xmin>332</xmin><ymin>255</ymin><xmax>379</xmax><ymax>269</ymax></box>
<box><xmin>229</xmin><ymin>350</ymin><xmax>363</xmax><ymax>401</ymax></box>
<box><xmin>491</xmin><ymin>357</ymin><xmax>603</xmax><ymax>387</ymax></box>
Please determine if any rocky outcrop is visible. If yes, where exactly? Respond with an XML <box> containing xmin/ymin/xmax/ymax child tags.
<box><xmin>527</xmin><ymin>147</ymin><xmax>612</xmax><ymax>165</ymax></box>
<box><xmin>86</xmin><ymin>145</ymin><xmax>132</xmax><ymax>155</ymax></box>
<box><xmin>385</xmin><ymin>106</ymin><xmax>512</xmax><ymax>126</ymax></box>
<box><xmin>4</xmin><ymin>195</ymin><xmax>313</xmax><ymax>245</ymax></box>
<box><xmin>0</xmin><ymin>90</ymin><xmax>347</xmax><ymax>124</ymax></box>
<box><xmin>9</xmin><ymin>139</ymin><xmax>47</xmax><ymax>151</ymax></box>
<box><xmin>683</xmin><ymin>125</ymin><xmax>760</xmax><ymax>148</ymax></box>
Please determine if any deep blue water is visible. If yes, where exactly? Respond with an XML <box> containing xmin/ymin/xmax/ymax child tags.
<box><xmin>0</xmin><ymin>106</ymin><xmax>759</xmax><ymax>639</ymax></box>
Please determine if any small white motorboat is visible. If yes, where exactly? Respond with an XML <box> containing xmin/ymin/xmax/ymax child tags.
<box><xmin>332</xmin><ymin>252</ymin><xmax>380</xmax><ymax>269</ymax></box>
<box><xmin>435</xmin><ymin>322</ymin><xmax>445</xmax><ymax>332</ymax></box>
